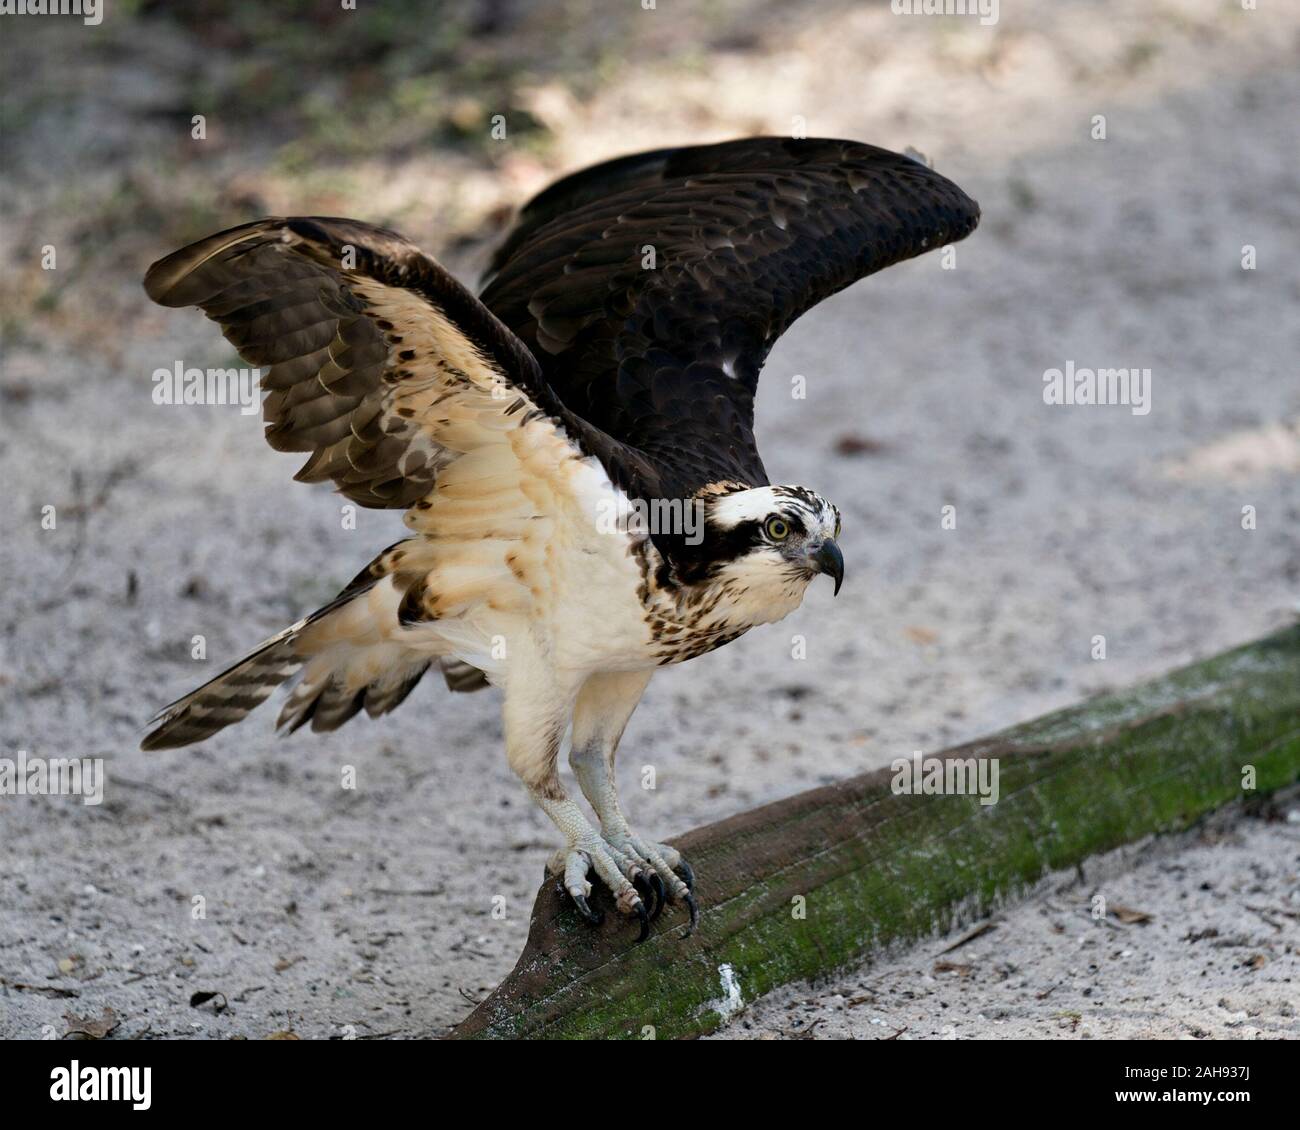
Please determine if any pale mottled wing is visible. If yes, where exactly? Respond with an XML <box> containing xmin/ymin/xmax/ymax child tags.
<box><xmin>481</xmin><ymin>137</ymin><xmax>981</xmax><ymax>501</ymax></box>
<box><xmin>143</xmin><ymin>216</ymin><xmax>618</xmax><ymax>508</ymax></box>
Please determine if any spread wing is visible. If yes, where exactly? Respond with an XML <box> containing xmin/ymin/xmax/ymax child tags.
<box><xmin>480</xmin><ymin>137</ymin><xmax>980</xmax><ymax>501</ymax></box>
<box><xmin>143</xmin><ymin>216</ymin><xmax>623</xmax><ymax>509</ymax></box>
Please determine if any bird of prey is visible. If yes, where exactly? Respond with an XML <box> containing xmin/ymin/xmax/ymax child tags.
<box><xmin>140</xmin><ymin>137</ymin><xmax>979</xmax><ymax>940</ymax></box>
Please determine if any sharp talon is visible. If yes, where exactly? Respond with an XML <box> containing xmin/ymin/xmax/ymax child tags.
<box><xmin>682</xmin><ymin>892</ymin><xmax>699</xmax><ymax>936</ymax></box>
<box><xmin>633</xmin><ymin>899</ymin><xmax>650</xmax><ymax>943</ymax></box>
<box><xmin>676</xmin><ymin>859</ymin><xmax>696</xmax><ymax>894</ymax></box>
<box><xmin>648</xmin><ymin>872</ymin><xmax>667</xmax><ymax>920</ymax></box>
<box><xmin>572</xmin><ymin>893</ymin><xmax>604</xmax><ymax>926</ymax></box>
<box><xmin>632</xmin><ymin>873</ymin><xmax>659</xmax><ymax>920</ymax></box>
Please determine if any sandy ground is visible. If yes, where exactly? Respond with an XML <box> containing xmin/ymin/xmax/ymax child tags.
<box><xmin>2</xmin><ymin>1</ymin><xmax>1298</xmax><ymax>1039</ymax></box>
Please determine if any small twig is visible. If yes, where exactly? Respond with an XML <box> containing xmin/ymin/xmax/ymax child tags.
<box><xmin>938</xmin><ymin>921</ymin><xmax>997</xmax><ymax>955</ymax></box>
<box><xmin>0</xmin><ymin>977</ymin><xmax>79</xmax><ymax>998</ymax></box>
<box><xmin>372</xmin><ymin>887</ymin><xmax>446</xmax><ymax>897</ymax></box>
<box><xmin>1243</xmin><ymin>905</ymin><xmax>1285</xmax><ymax>932</ymax></box>
<box><xmin>111</xmin><ymin>777</ymin><xmax>182</xmax><ymax>803</ymax></box>
<box><xmin>37</xmin><ymin>461</ymin><xmax>138</xmax><ymax>608</ymax></box>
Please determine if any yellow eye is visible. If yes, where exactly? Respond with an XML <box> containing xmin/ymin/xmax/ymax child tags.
<box><xmin>766</xmin><ymin>517</ymin><xmax>790</xmax><ymax>541</ymax></box>
<box><xmin>834</xmin><ymin>515</ymin><xmax>842</xmax><ymax>538</ymax></box>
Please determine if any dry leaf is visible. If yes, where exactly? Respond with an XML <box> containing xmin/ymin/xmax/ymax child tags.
<box><xmin>265</xmin><ymin>1030</ymin><xmax>300</xmax><ymax>1040</ymax></box>
<box><xmin>1110</xmin><ymin>905</ymin><xmax>1153</xmax><ymax>924</ymax></box>
<box><xmin>63</xmin><ymin>1006</ymin><xmax>120</xmax><ymax>1040</ymax></box>
<box><xmin>904</xmin><ymin>625</ymin><xmax>938</xmax><ymax>645</ymax></box>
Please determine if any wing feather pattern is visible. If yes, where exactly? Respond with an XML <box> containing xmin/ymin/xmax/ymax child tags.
<box><xmin>481</xmin><ymin>137</ymin><xmax>980</xmax><ymax>499</ymax></box>
<box><xmin>144</xmin><ymin>217</ymin><xmax>584</xmax><ymax>508</ymax></box>
<box><xmin>144</xmin><ymin>140</ymin><xmax>978</xmax><ymax>557</ymax></box>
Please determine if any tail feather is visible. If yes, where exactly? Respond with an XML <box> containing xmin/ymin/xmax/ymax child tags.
<box><xmin>140</xmin><ymin>625</ymin><xmax>306</xmax><ymax>750</ymax></box>
<box><xmin>140</xmin><ymin>561</ymin><xmax>394</xmax><ymax>751</ymax></box>
<box><xmin>280</xmin><ymin>681</ymin><xmax>366</xmax><ymax>735</ymax></box>
<box><xmin>440</xmin><ymin>657</ymin><xmax>490</xmax><ymax>693</ymax></box>
<box><xmin>275</xmin><ymin>658</ymin><xmax>431</xmax><ymax>735</ymax></box>
<box><xmin>142</xmin><ymin>540</ymin><xmax>467</xmax><ymax>752</ymax></box>
<box><xmin>364</xmin><ymin>662</ymin><xmax>432</xmax><ymax>716</ymax></box>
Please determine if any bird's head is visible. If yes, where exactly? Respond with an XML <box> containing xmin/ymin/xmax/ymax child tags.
<box><xmin>672</xmin><ymin>484</ymin><xmax>843</xmax><ymax>627</ymax></box>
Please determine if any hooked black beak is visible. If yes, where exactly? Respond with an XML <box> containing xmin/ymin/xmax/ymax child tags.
<box><xmin>810</xmin><ymin>539</ymin><xmax>844</xmax><ymax>595</ymax></box>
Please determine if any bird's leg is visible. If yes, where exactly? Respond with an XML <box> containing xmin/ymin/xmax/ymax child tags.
<box><xmin>501</xmin><ymin>667</ymin><xmax>651</xmax><ymax>939</ymax></box>
<box><xmin>569</xmin><ymin>670</ymin><xmax>697</xmax><ymax>930</ymax></box>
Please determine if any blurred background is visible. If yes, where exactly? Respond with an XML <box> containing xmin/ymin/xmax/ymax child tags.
<box><xmin>5</xmin><ymin>0</ymin><xmax>1295</xmax><ymax>332</ymax></box>
<box><xmin>1</xmin><ymin>0</ymin><xmax>1297</xmax><ymax>1039</ymax></box>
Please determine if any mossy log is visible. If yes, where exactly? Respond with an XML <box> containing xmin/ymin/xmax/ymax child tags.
<box><xmin>452</xmin><ymin>626</ymin><xmax>1300</xmax><ymax>1040</ymax></box>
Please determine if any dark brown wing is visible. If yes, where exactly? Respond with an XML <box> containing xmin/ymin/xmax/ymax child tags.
<box><xmin>480</xmin><ymin>137</ymin><xmax>980</xmax><ymax>500</ymax></box>
<box><xmin>144</xmin><ymin>217</ymin><xmax>614</xmax><ymax>508</ymax></box>
<box><xmin>480</xmin><ymin>144</ymin><xmax>687</xmax><ymax>286</ymax></box>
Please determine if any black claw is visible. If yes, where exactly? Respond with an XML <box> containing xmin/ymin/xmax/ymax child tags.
<box><xmin>675</xmin><ymin>858</ymin><xmax>696</xmax><ymax>894</ymax></box>
<box><xmin>647</xmin><ymin>873</ymin><xmax>667</xmax><ymax>920</ymax></box>
<box><xmin>682</xmin><ymin>891</ymin><xmax>700</xmax><ymax>936</ymax></box>
<box><xmin>571</xmin><ymin>892</ymin><xmax>604</xmax><ymax>927</ymax></box>
<box><xmin>633</xmin><ymin>899</ymin><xmax>651</xmax><ymax>943</ymax></box>
<box><xmin>631</xmin><ymin>872</ymin><xmax>660</xmax><ymax>921</ymax></box>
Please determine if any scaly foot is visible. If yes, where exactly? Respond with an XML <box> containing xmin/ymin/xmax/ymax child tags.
<box><xmin>545</xmin><ymin>836</ymin><xmax>650</xmax><ymax>940</ymax></box>
<box><xmin>603</xmin><ymin>830</ymin><xmax>698</xmax><ymax>933</ymax></box>
<box><xmin>547</xmin><ymin>829</ymin><xmax>697</xmax><ymax>938</ymax></box>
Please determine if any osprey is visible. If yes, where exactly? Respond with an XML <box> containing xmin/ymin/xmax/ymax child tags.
<box><xmin>140</xmin><ymin>137</ymin><xmax>979</xmax><ymax>940</ymax></box>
